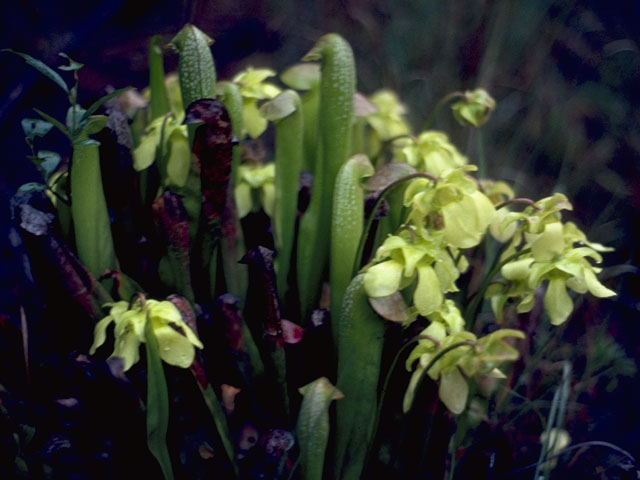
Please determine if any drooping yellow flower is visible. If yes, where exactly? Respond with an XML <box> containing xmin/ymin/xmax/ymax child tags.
<box><xmin>90</xmin><ymin>298</ymin><xmax>203</xmax><ymax>371</ymax></box>
<box><xmin>132</xmin><ymin>113</ymin><xmax>191</xmax><ymax>187</ymax></box>
<box><xmin>234</xmin><ymin>162</ymin><xmax>276</xmax><ymax>218</ymax></box>
<box><xmin>232</xmin><ymin>67</ymin><xmax>282</xmax><ymax>138</ymax></box>
<box><xmin>363</xmin><ymin>228</ymin><xmax>463</xmax><ymax>316</ymax></box>
<box><xmin>493</xmin><ymin>220</ymin><xmax>616</xmax><ymax>325</ymax></box>
<box><xmin>393</xmin><ymin>131</ymin><xmax>467</xmax><ymax>176</ymax></box>
<box><xmin>403</xmin><ymin>328</ymin><xmax>524</xmax><ymax>414</ymax></box>
<box><xmin>403</xmin><ymin>166</ymin><xmax>496</xmax><ymax>249</ymax></box>
<box><xmin>366</xmin><ymin>89</ymin><xmax>411</xmax><ymax>141</ymax></box>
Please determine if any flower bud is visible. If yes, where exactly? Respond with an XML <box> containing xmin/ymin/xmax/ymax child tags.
<box><xmin>451</xmin><ymin>88</ymin><xmax>496</xmax><ymax>127</ymax></box>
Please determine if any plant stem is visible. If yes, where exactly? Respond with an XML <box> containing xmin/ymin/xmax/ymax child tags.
<box><xmin>422</xmin><ymin>91</ymin><xmax>464</xmax><ymax>131</ymax></box>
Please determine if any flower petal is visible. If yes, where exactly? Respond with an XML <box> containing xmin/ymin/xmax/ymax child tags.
<box><xmin>234</xmin><ymin>182</ymin><xmax>253</xmax><ymax>218</ymax></box>
<box><xmin>583</xmin><ymin>267</ymin><xmax>616</xmax><ymax>298</ymax></box>
<box><xmin>414</xmin><ymin>264</ymin><xmax>443</xmax><ymax>316</ymax></box>
<box><xmin>501</xmin><ymin>257</ymin><xmax>535</xmax><ymax>281</ymax></box>
<box><xmin>544</xmin><ymin>278</ymin><xmax>573</xmax><ymax>325</ymax></box>
<box><xmin>153</xmin><ymin>322</ymin><xmax>197</xmax><ymax>368</ymax></box>
<box><xmin>89</xmin><ymin>315</ymin><xmax>114</xmax><ymax>355</ymax></box>
<box><xmin>364</xmin><ymin>260</ymin><xmax>404</xmax><ymax>297</ymax></box>
<box><xmin>112</xmin><ymin>326</ymin><xmax>141</xmax><ymax>371</ymax></box>
<box><xmin>531</xmin><ymin>222</ymin><xmax>564</xmax><ymax>261</ymax></box>
<box><xmin>261</xmin><ymin>182</ymin><xmax>275</xmax><ymax>217</ymax></box>
<box><xmin>243</xmin><ymin>99</ymin><xmax>268</xmax><ymax>139</ymax></box>
<box><xmin>403</xmin><ymin>363</ymin><xmax>426</xmax><ymax>413</ymax></box>
<box><xmin>438</xmin><ymin>367</ymin><xmax>468</xmax><ymax>414</ymax></box>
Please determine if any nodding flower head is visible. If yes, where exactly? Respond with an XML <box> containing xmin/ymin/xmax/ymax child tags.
<box><xmin>90</xmin><ymin>297</ymin><xmax>203</xmax><ymax>371</ymax></box>
<box><xmin>451</xmin><ymin>88</ymin><xmax>496</xmax><ymax>128</ymax></box>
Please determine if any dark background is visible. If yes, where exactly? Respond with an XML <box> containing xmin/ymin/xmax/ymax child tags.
<box><xmin>0</xmin><ymin>0</ymin><xmax>639</xmax><ymax>476</ymax></box>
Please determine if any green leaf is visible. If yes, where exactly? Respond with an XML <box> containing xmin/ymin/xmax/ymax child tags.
<box><xmin>197</xmin><ymin>384</ymin><xmax>238</xmax><ymax>475</ymax></box>
<box><xmin>81</xmin><ymin>87</ymin><xmax>134</xmax><ymax>122</ymax></box>
<box><xmin>335</xmin><ymin>275</ymin><xmax>386</xmax><ymax>480</ymax></box>
<box><xmin>3</xmin><ymin>49</ymin><xmax>69</xmax><ymax>94</ymax></box>
<box><xmin>165</xmin><ymin>128</ymin><xmax>191</xmax><ymax>187</ymax></box>
<box><xmin>144</xmin><ymin>314</ymin><xmax>174</xmax><ymax>480</ymax></box>
<box><xmin>74</xmin><ymin>139</ymin><xmax>101</xmax><ymax>146</ymax></box>
<box><xmin>57</xmin><ymin>52</ymin><xmax>84</xmax><ymax>71</ymax></box>
<box><xmin>66</xmin><ymin>104</ymin><xmax>87</xmax><ymax>132</ymax></box>
<box><xmin>280</xmin><ymin>63</ymin><xmax>321</xmax><ymax>90</ymax></box>
<box><xmin>297</xmin><ymin>377</ymin><xmax>343</xmax><ymax>480</ymax></box>
<box><xmin>260</xmin><ymin>89</ymin><xmax>299</xmax><ymax>121</ymax></box>
<box><xmin>33</xmin><ymin>108</ymin><xmax>72</xmax><ymax>140</ymax></box>
<box><xmin>82</xmin><ymin>115</ymin><xmax>108</xmax><ymax>136</ymax></box>
<box><xmin>297</xmin><ymin>33</ymin><xmax>356</xmax><ymax>320</ymax></box>
<box><xmin>21</xmin><ymin>118</ymin><xmax>53</xmax><ymax>141</ymax></box>
<box><xmin>70</xmin><ymin>117</ymin><xmax>118</xmax><ymax>280</ymax></box>
<box><xmin>35</xmin><ymin>150</ymin><xmax>61</xmax><ymax>178</ymax></box>
<box><xmin>149</xmin><ymin>36</ymin><xmax>171</xmax><ymax>120</ymax></box>
<box><xmin>169</xmin><ymin>24</ymin><xmax>216</xmax><ymax>111</ymax></box>
<box><xmin>331</xmin><ymin>153</ymin><xmax>374</xmax><ymax>342</ymax></box>
<box><xmin>17</xmin><ymin>182</ymin><xmax>47</xmax><ymax>193</ymax></box>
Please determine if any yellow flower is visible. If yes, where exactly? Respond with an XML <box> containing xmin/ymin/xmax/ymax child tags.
<box><xmin>132</xmin><ymin>113</ymin><xmax>191</xmax><ymax>187</ymax></box>
<box><xmin>403</xmin><ymin>167</ymin><xmax>496</xmax><ymax>249</ymax></box>
<box><xmin>366</xmin><ymin>89</ymin><xmax>411</xmax><ymax>140</ymax></box>
<box><xmin>233</xmin><ymin>67</ymin><xmax>281</xmax><ymax>138</ymax></box>
<box><xmin>403</xmin><ymin>328</ymin><xmax>524</xmax><ymax>414</ymax></box>
<box><xmin>494</xmin><ymin>221</ymin><xmax>616</xmax><ymax>325</ymax></box>
<box><xmin>363</xmin><ymin>228</ymin><xmax>463</xmax><ymax>316</ymax></box>
<box><xmin>90</xmin><ymin>298</ymin><xmax>203</xmax><ymax>371</ymax></box>
<box><xmin>234</xmin><ymin>162</ymin><xmax>276</xmax><ymax>218</ymax></box>
<box><xmin>393</xmin><ymin>131</ymin><xmax>467</xmax><ymax>176</ymax></box>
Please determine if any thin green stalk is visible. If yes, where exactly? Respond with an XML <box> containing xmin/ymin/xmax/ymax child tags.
<box><xmin>196</xmin><ymin>382</ymin><xmax>238</xmax><ymax>477</ymax></box>
<box><xmin>422</xmin><ymin>91</ymin><xmax>464</xmax><ymax>130</ymax></box>
<box><xmin>448</xmin><ymin>427</ymin><xmax>457</xmax><ymax>480</ymax></box>
<box><xmin>363</xmin><ymin>334</ymin><xmax>434</xmax><ymax>472</ymax></box>
<box><xmin>534</xmin><ymin>361</ymin><xmax>571</xmax><ymax>480</ymax></box>
<box><xmin>476</xmin><ymin>129</ymin><xmax>486</xmax><ymax>180</ymax></box>
<box><xmin>494</xmin><ymin>441</ymin><xmax>637</xmax><ymax>479</ymax></box>
<box><xmin>405</xmin><ymin>341</ymin><xmax>477</xmax><ymax>413</ymax></box>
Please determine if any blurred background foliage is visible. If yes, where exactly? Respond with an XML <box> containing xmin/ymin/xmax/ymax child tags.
<box><xmin>0</xmin><ymin>0</ymin><xmax>638</xmax><ymax>477</ymax></box>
